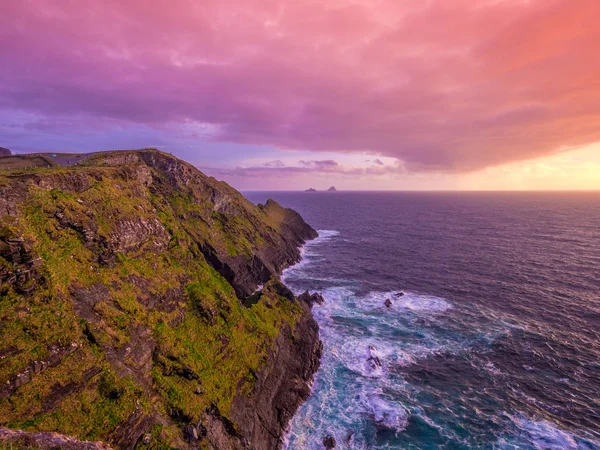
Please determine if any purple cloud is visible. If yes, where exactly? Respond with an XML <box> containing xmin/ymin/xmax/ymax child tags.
<box><xmin>1</xmin><ymin>0</ymin><xmax>600</xmax><ymax>172</ymax></box>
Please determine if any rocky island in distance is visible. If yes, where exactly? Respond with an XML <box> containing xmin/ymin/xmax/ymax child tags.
<box><xmin>0</xmin><ymin>148</ymin><xmax>323</xmax><ymax>450</ymax></box>
<box><xmin>303</xmin><ymin>186</ymin><xmax>338</xmax><ymax>192</ymax></box>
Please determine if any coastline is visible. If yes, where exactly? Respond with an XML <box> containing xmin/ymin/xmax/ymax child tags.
<box><xmin>0</xmin><ymin>150</ymin><xmax>324</xmax><ymax>450</ymax></box>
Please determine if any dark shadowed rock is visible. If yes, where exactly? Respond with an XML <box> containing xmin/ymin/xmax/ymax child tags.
<box><xmin>182</xmin><ymin>425</ymin><xmax>199</xmax><ymax>442</ymax></box>
<box><xmin>323</xmin><ymin>434</ymin><xmax>337</xmax><ymax>448</ymax></box>
<box><xmin>367</xmin><ymin>345</ymin><xmax>382</xmax><ymax>369</ymax></box>
<box><xmin>299</xmin><ymin>291</ymin><xmax>325</xmax><ymax>305</ymax></box>
<box><xmin>0</xmin><ymin>147</ymin><xmax>10</xmax><ymax>157</ymax></box>
<box><xmin>384</xmin><ymin>298</ymin><xmax>392</xmax><ymax>308</ymax></box>
<box><xmin>225</xmin><ymin>290</ymin><xmax>322</xmax><ymax>450</ymax></box>
<box><xmin>326</xmin><ymin>186</ymin><xmax>337</xmax><ymax>192</ymax></box>
<box><xmin>0</xmin><ymin>427</ymin><xmax>113</xmax><ymax>449</ymax></box>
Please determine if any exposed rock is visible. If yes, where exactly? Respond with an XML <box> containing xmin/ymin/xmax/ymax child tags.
<box><xmin>0</xmin><ymin>232</ymin><xmax>45</xmax><ymax>295</ymax></box>
<box><xmin>323</xmin><ymin>434</ymin><xmax>337</xmax><ymax>448</ymax></box>
<box><xmin>326</xmin><ymin>186</ymin><xmax>337</xmax><ymax>192</ymax></box>
<box><xmin>182</xmin><ymin>425</ymin><xmax>199</xmax><ymax>442</ymax></box>
<box><xmin>298</xmin><ymin>291</ymin><xmax>325</xmax><ymax>305</ymax></box>
<box><xmin>367</xmin><ymin>345</ymin><xmax>382</xmax><ymax>369</ymax></box>
<box><xmin>394</xmin><ymin>291</ymin><xmax>405</xmax><ymax>297</ymax></box>
<box><xmin>384</xmin><ymin>298</ymin><xmax>392</xmax><ymax>308</ymax></box>
<box><xmin>0</xmin><ymin>147</ymin><xmax>10</xmax><ymax>157</ymax></box>
<box><xmin>0</xmin><ymin>342</ymin><xmax>79</xmax><ymax>398</ymax></box>
<box><xmin>0</xmin><ymin>427</ymin><xmax>113</xmax><ymax>449</ymax></box>
<box><xmin>220</xmin><ymin>281</ymin><xmax>322</xmax><ymax>450</ymax></box>
<box><xmin>304</xmin><ymin>188</ymin><xmax>317</xmax><ymax>192</ymax></box>
<box><xmin>109</xmin><ymin>406</ymin><xmax>155</xmax><ymax>450</ymax></box>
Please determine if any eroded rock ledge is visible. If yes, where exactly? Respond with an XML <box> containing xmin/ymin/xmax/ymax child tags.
<box><xmin>0</xmin><ymin>427</ymin><xmax>113</xmax><ymax>449</ymax></box>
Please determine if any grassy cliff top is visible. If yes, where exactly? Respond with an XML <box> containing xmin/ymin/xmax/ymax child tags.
<box><xmin>0</xmin><ymin>149</ymin><xmax>317</xmax><ymax>449</ymax></box>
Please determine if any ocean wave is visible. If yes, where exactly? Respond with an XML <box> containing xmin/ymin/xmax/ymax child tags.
<box><xmin>358</xmin><ymin>290</ymin><xmax>453</xmax><ymax>313</ymax></box>
<box><xmin>497</xmin><ymin>415</ymin><xmax>600</xmax><ymax>450</ymax></box>
<box><xmin>364</xmin><ymin>394</ymin><xmax>409</xmax><ymax>433</ymax></box>
<box><xmin>284</xmin><ymin>224</ymin><xmax>600</xmax><ymax>450</ymax></box>
<box><xmin>282</xmin><ymin>229</ymin><xmax>341</xmax><ymax>288</ymax></box>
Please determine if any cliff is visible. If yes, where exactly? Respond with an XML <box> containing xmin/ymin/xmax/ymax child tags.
<box><xmin>0</xmin><ymin>149</ymin><xmax>321</xmax><ymax>449</ymax></box>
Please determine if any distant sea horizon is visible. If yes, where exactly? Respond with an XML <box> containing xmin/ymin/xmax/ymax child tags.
<box><xmin>242</xmin><ymin>189</ymin><xmax>600</xmax><ymax>193</ymax></box>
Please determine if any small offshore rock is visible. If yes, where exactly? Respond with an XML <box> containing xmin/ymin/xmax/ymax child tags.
<box><xmin>323</xmin><ymin>434</ymin><xmax>336</xmax><ymax>449</ymax></box>
<box><xmin>384</xmin><ymin>298</ymin><xmax>392</xmax><ymax>308</ymax></box>
<box><xmin>298</xmin><ymin>291</ymin><xmax>325</xmax><ymax>305</ymax></box>
<box><xmin>395</xmin><ymin>291</ymin><xmax>405</xmax><ymax>297</ymax></box>
<box><xmin>367</xmin><ymin>345</ymin><xmax>382</xmax><ymax>368</ymax></box>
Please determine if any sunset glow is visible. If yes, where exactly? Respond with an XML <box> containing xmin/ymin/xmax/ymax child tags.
<box><xmin>2</xmin><ymin>0</ymin><xmax>599</xmax><ymax>190</ymax></box>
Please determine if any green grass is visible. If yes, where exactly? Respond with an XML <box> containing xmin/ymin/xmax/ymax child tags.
<box><xmin>0</xmin><ymin>156</ymin><xmax>52</xmax><ymax>171</ymax></box>
<box><xmin>0</xmin><ymin>151</ymin><xmax>307</xmax><ymax>446</ymax></box>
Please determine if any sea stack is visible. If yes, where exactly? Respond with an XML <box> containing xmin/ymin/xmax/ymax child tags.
<box><xmin>327</xmin><ymin>186</ymin><xmax>337</xmax><ymax>192</ymax></box>
<box><xmin>305</xmin><ymin>187</ymin><xmax>317</xmax><ymax>192</ymax></box>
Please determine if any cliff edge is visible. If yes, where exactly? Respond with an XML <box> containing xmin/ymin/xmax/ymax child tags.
<box><xmin>0</xmin><ymin>149</ymin><xmax>321</xmax><ymax>449</ymax></box>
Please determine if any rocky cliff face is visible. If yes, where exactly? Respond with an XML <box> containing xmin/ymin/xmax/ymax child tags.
<box><xmin>0</xmin><ymin>149</ymin><xmax>321</xmax><ymax>449</ymax></box>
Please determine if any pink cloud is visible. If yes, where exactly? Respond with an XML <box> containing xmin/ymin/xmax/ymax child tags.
<box><xmin>203</xmin><ymin>158</ymin><xmax>406</xmax><ymax>179</ymax></box>
<box><xmin>1</xmin><ymin>0</ymin><xmax>599</xmax><ymax>171</ymax></box>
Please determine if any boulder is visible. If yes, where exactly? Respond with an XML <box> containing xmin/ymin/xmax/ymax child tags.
<box><xmin>367</xmin><ymin>345</ymin><xmax>382</xmax><ymax>369</ymax></box>
<box><xmin>323</xmin><ymin>434</ymin><xmax>336</xmax><ymax>449</ymax></box>
<box><xmin>384</xmin><ymin>298</ymin><xmax>392</xmax><ymax>308</ymax></box>
<box><xmin>299</xmin><ymin>291</ymin><xmax>325</xmax><ymax>305</ymax></box>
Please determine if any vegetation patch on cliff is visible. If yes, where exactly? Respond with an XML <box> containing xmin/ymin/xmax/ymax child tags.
<box><xmin>0</xmin><ymin>150</ymin><xmax>319</xmax><ymax>449</ymax></box>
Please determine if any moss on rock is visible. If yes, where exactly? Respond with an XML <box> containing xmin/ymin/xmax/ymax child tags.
<box><xmin>0</xmin><ymin>150</ymin><xmax>318</xmax><ymax>449</ymax></box>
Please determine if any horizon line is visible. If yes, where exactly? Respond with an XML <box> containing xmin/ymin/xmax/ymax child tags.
<box><xmin>241</xmin><ymin>189</ymin><xmax>600</xmax><ymax>193</ymax></box>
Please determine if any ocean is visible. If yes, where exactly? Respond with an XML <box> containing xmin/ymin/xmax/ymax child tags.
<box><xmin>244</xmin><ymin>191</ymin><xmax>600</xmax><ymax>450</ymax></box>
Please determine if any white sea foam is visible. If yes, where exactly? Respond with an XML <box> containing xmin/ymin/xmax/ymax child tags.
<box><xmin>362</xmin><ymin>392</ymin><xmax>409</xmax><ymax>432</ymax></box>
<box><xmin>359</xmin><ymin>290</ymin><xmax>453</xmax><ymax>313</ymax></box>
<box><xmin>497</xmin><ymin>414</ymin><xmax>600</xmax><ymax>450</ymax></box>
<box><xmin>282</xmin><ymin>229</ymin><xmax>480</xmax><ymax>449</ymax></box>
<box><xmin>282</xmin><ymin>229</ymin><xmax>341</xmax><ymax>288</ymax></box>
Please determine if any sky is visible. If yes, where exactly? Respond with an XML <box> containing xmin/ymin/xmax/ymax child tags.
<box><xmin>1</xmin><ymin>0</ymin><xmax>600</xmax><ymax>190</ymax></box>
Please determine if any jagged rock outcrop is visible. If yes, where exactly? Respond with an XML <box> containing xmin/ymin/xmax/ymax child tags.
<box><xmin>298</xmin><ymin>291</ymin><xmax>325</xmax><ymax>305</ymax></box>
<box><xmin>0</xmin><ymin>149</ymin><xmax>322</xmax><ymax>450</ymax></box>
<box><xmin>227</xmin><ymin>282</ymin><xmax>322</xmax><ymax>449</ymax></box>
<box><xmin>0</xmin><ymin>427</ymin><xmax>113</xmax><ymax>449</ymax></box>
<box><xmin>181</xmin><ymin>283</ymin><xmax>322</xmax><ymax>450</ymax></box>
